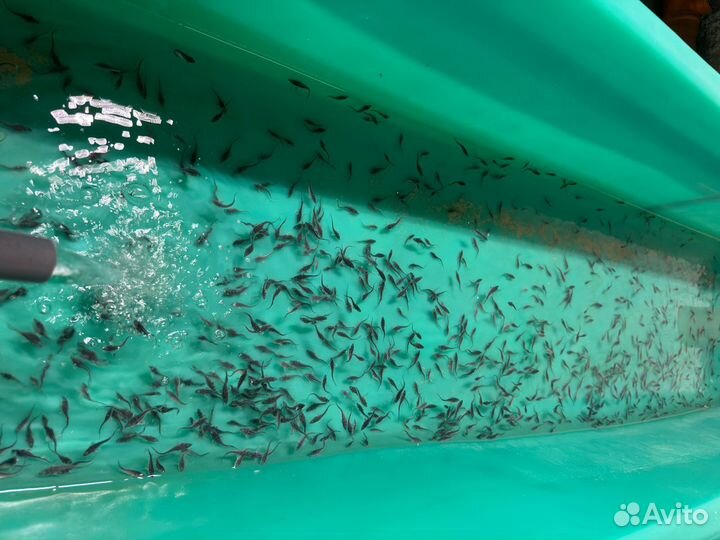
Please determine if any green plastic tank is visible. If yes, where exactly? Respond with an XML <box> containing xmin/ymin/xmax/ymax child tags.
<box><xmin>1</xmin><ymin>1</ymin><xmax>719</xmax><ymax>539</ymax></box>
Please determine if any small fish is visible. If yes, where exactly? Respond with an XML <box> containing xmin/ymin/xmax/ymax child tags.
<box><xmin>0</xmin><ymin>120</ymin><xmax>31</xmax><ymax>133</ymax></box>
<box><xmin>562</xmin><ymin>285</ymin><xmax>575</xmax><ymax>308</ymax></box>
<box><xmin>71</xmin><ymin>357</ymin><xmax>93</xmax><ymax>381</ymax></box>
<box><xmin>80</xmin><ymin>383</ymin><xmax>102</xmax><ymax>404</ymax></box>
<box><xmin>60</xmin><ymin>397</ymin><xmax>70</xmax><ymax>433</ymax></box>
<box><xmin>174</xmin><ymin>49</ymin><xmax>196</xmax><ymax>63</ymax></box>
<box><xmin>330</xmin><ymin>219</ymin><xmax>340</xmax><ymax>240</ymax></box>
<box><xmin>154</xmin><ymin>442</ymin><xmax>192</xmax><ymax>455</ymax></box>
<box><xmin>455</xmin><ymin>139</ymin><xmax>469</xmax><ymax>156</ymax></box>
<box><xmin>135</xmin><ymin>61</ymin><xmax>147</xmax><ymax>99</ymax></box>
<box><xmin>32</xmin><ymin>319</ymin><xmax>46</xmax><ymax>338</ymax></box>
<box><xmin>308</xmin><ymin>444</ymin><xmax>325</xmax><ymax>457</ymax></box>
<box><xmin>211</xmin><ymin>89</ymin><xmax>229</xmax><ymax>122</ymax></box>
<box><xmin>31</xmin><ymin>362</ymin><xmax>49</xmax><ymax>385</ymax></box>
<box><xmin>118</xmin><ymin>462</ymin><xmax>144</xmax><ymax>478</ymax></box>
<box><xmin>195</xmin><ymin>224</ymin><xmax>215</xmax><ymax>246</ymax></box>
<box><xmin>49</xmin><ymin>33</ymin><xmax>67</xmax><ymax>72</ymax></box>
<box><xmin>133</xmin><ymin>320</ymin><xmax>151</xmax><ymax>336</ymax></box>
<box><xmin>254</xmin><ymin>182</ymin><xmax>272</xmax><ymax>197</ymax></box>
<box><xmin>220</xmin><ymin>139</ymin><xmax>239</xmax><ymax>163</ymax></box>
<box><xmin>38</xmin><ymin>463</ymin><xmax>83</xmax><ymax>477</ymax></box>
<box><xmin>12</xmin><ymin>328</ymin><xmax>42</xmax><ymax>347</ymax></box>
<box><xmin>329</xmin><ymin>94</ymin><xmax>348</xmax><ymax>100</ymax></box>
<box><xmin>13</xmin><ymin>449</ymin><xmax>48</xmax><ymax>462</ymax></box>
<box><xmin>3</xmin><ymin>2</ymin><xmax>40</xmax><ymax>24</ymax></box>
<box><xmin>147</xmin><ymin>449</ymin><xmax>156</xmax><ymax>476</ymax></box>
<box><xmin>0</xmin><ymin>164</ymin><xmax>28</xmax><ymax>172</ymax></box>
<box><xmin>383</xmin><ymin>218</ymin><xmax>402</xmax><ymax>232</ymax></box>
<box><xmin>83</xmin><ymin>433</ymin><xmax>114</xmax><ymax>456</ymax></box>
<box><xmin>267</xmin><ymin>129</ymin><xmax>294</xmax><ymax>146</ymax></box>
<box><xmin>0</xmin><ymin>456</ymin><xmax>18</xmax><ymax>468</ymax></box>
<box><xmin>103</xmin><ymin>337</ymin><xmax>130</xmax><ymax>352</ymax></box>
<box><xmin>57</xmin><ymin>326</ymin><xmax>75</xmax><ymax>348</ymax></box>
<box><xmin>181</xmin><ymin>161</ymin><xmax>201</xmax><ymax>177</ymax></box>
<box><xmin>288</xmin><ymin>78</ymin><xmax>310</xmax><ymax>94</ymax></box>
<box><xmin>304</xmin><ymin>118</ymin><xmax>326</xmax><ymax>133</ymax></box>
<box><xmin>337</xmin><ymin>202</ymin><xmax>359</xmax><ymax>216</ymax></box>
<box><xmin>15</xmin><ymin>408</ymin><xmax>34</xmax><ymax>433</ymax></box>
<box><xmin>41</xmin><ymin>415</ymin><xmax>58</xmax><ymax>452</ymax></box>
<box><xmin>0</xmin><ymin>372</ymin><xmax>21</xmax><ymax>384</ymax></box>
<box><xmin>52</xmin><ymin>222</ymin><xmax>75</xmax><ymax>240</ymax></box>
<box><xmin>25</xmin><ymin>421</ymin><xmax>34</xmax><ymax>448</ymax></box>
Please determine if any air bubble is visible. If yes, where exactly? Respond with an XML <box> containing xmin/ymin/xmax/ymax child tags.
<box><xmin>167</xmin><ymin>330</ymin><xmax>188</xmax><ymax>350</ymax></box>
<box><xmin>36</xmin><ymin>297</ymin><xmax>52</xmax><ymax>314</ymax></box>
<box><xmin>192</xmin><ymin>291</ymin><xmax>207</xmax><ymax>308</ymax></box>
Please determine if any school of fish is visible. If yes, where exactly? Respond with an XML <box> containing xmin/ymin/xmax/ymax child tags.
<box><xmin>0</xmin><ymin>3</ymin><xmax>719</xmax><ymax>488</ymax></box>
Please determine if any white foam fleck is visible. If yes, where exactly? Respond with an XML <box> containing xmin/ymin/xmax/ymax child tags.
<box><xmin>70</xmin><ymin>95</ymin><xmax>93</xmax><ymax>106</ymax></box>
<box><xmin>45</xmin><ymin>158</ymin><xmax>70</xmax><ymax>174</ymax></box>
<box><xmin>51</xmin><ymin>109</ymin><xmax>94</xmax><ymax>126</ymax></box>
<box><xmin>66</xmin><ymin>157</ymin><xmax>158</xmax><ymax>179</ymax></box>
<box><xmin>137</xmin><ymin>136</ymin><xmax>154</xmax><ymax>145</ymax></box>
<box><xmin>101</xmin><ymin>105</ymin><xmax>132</xmax><ymax>118</ymax></box>
<box><xmin>95</xmin><ymin>113</ymin><xmax>133</xmax><ymax>128</ymax></box>
<box><xmin>133</xmin><ymin>110</ymin><xmax>161</xmax><ymax>124</ymax></box>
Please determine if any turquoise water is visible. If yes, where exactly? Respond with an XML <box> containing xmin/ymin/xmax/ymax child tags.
<box><xmin>1</xmin><ymin>0</ymin><xmax>720</xmax><ymax>516</ymax></box>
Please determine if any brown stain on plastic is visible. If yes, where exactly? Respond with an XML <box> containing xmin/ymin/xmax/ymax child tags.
<box><xmin>443</xmin><ymin>197</ymin><xmax>709</xmax><ymax>286</ymax></box>
<box><xmin>0</xmin><ymin>48</ymin><xmax>33</xmax><ymax>87</ymax></box>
